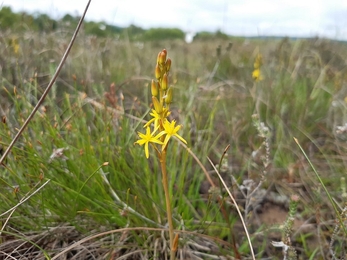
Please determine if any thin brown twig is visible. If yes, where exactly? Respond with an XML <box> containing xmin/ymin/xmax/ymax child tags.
<box><xmin>0</xmin><ymin>0</ymin><xmax>92</xmax><ymax>165</ymax></box>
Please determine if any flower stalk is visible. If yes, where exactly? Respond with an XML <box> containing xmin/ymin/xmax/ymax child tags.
<box><xmin>135</xmin><ymin>49</ymin><xmax>186</xmax><ymax>259</ymax></box>
<box><xmin>160</xmin><ymin>149</ymin><xmax>175</xmax><ymax>257</ymax></box>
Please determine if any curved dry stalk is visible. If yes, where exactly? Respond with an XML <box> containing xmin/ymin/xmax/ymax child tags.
<box><xmin>0</xmin><ymin>0</ymin><xmax>91</xmax><ymax>165</ymax></box>
<box><xmin>51</xmin><ymin>226</ymin><xmax>232</xmax><ymax>260</ymax></box>
<box><xmin>207</xmin><ymin>157</ymin><xmax>256</xmax><ymax>260</ymax></box>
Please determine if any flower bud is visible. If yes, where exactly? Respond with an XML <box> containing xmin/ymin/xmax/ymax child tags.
<box><xmin>165</xmin><ymin>87</ymin><xmax>173</xmax><ymax>104</ymax></box>
<box><xmin>155</xmin><ymin>64</ymin><xmax>161</xmax><ymax>79</ymax></box>
<box><xmin>152</xmin><ymin>96</ymin><xmax>163</xmax><ymax>113</ymax></box>
<box><xmin>157</xmin><ymin>52</ymin><xmax>161</xmax><ymax>64</ymax></box>
<box><xmin>158</xmin><ymin>50</ymin><xmax>167</xmax><ymax>65</ymax></box>
<box><xmin>165</xmin><ymin>58</ymin><xmax>171</xmax><ymax>72</ymax></box>
<box><xmin>151</xmin><ymin>79</ymin><xmax>158</xmax><ymax>96</ymax></box>
<box><xmin>162</xmin><ymin>73</ymin><xmax>168</xmax><ymax>90</ymax></box>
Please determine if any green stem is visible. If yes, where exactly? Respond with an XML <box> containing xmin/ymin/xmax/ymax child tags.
<box><xmin>160</xmin><ymin>149</ymin><xmax>175</xmax><ymax>260</ymax></box>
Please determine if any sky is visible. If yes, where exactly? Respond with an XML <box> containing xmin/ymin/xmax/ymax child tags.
<box><xmin>1</xmin><ymin>0</ymin><xmax>347</xmax><ymax>41</ymax></box>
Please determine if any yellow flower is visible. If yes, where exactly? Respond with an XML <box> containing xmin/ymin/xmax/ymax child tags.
<box><xmin>144</xmin><ymin>109</ymin><xmax>170</xmax><ymax>129</ymax></box>
<box><xmin>11</xmin><ymin>38</ymin><xmax>20</xmax><ymax>55</ymax></box>
<box><xmin>135</xmin><ymin>127</ymin><xmax>163</xmax><ymax>158</ymax></box>
<box><xmin>252</xmin><ymin>69</ymin><xmax>263</xmax><ymax>82</ymax></box>
<box><xmin>161</xmin><ymin>120</ymin><xmax>187</xmax><ymax>150</ymax></box>
<box><xmin>252</xmin><ymin>53</ymin><xmax>263</xmax><ymax>81</ymax></box>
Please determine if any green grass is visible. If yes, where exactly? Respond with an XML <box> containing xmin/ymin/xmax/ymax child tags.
<box><xmin>1</xmin><ymin>29</ymin><xmax>347</xmax><ymax>259</ymax></box>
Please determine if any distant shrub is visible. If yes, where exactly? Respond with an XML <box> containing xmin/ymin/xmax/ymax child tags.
<box><xmin>126</xmin><ymin>24</ymin><xmax>145</xmax><ymax>35</ymax></box>
<box><xmin>61</xmin><ymin>14</ymin><xmax>79</xmax><ymax>28</ymax></box>
<box><xmin>143</xmin><ymin>28</ymin><xmax>185</xmax><ymax>41</ymax></box>
<box><xmin>0</xmin><ymin>6</ymin><xmax>19</xmax><ymax>30</ymax></box>
<box><xmin>33</xmin><ymin>13</ymin><xmax>57</xmax><ymax>32</ymax></box>
<box><xmin>193</xmin><ymin>30</ymin><xmax>229</xmax><ymax>41</ymax></box>
<box><xmin>105</xmin><ymin>24</ymin><xmax>123</xmax><ymax>35</ymax></box>
<box><xmin>84</xmin><ymin>21</ymin><xmax>108</xmax><ymax>37</ymax></box>
<box><xmin>121</xmin><ymin>24</ymin><xmax>145</xmax><ymax>40</ymax></box>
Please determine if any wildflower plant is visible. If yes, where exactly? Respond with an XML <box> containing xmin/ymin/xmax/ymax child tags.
<box><xmin>252</xmin><ymin>53</ymin><xmax>263</xmax><ymax>82</ymax></box>
<box><xmin>135</xmin><ymin>49</ymin><xmax>187</xmax><ymax>259</ymax></box>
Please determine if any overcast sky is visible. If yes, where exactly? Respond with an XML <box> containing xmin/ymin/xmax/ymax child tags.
<box><xmin>2</xmin><ymin>0</ymin><xmax>347</xmax><ymax>41</ymax></box>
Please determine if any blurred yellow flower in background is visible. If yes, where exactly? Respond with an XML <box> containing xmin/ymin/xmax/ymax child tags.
<box><xmin>252</xmin><ymin>53</ymin><xmax>263</xmax><ymax>82</ymax></box>
<box><xmin>252</xmin><ymin>68</ymin><xmax>263</xmax><ymax>82</ymax></box>
<box><xmin>11</xmin><ymin>38</ymin><xmax>20</xmax><ymax>55</ymax></box>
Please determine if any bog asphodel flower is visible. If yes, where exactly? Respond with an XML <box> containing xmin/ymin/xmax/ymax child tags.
<box><xmin>252</xmin><ymin>53</ymin><xmax>263</xmax><ymax>82</ymax></box>
<box><xmin>135</xmin><ymin>126</ymin><xmax>163</xmax><ymax>158</ymax></box>
<box><xmin>252</xmin><ymin>68</ymin><xmax>263</xmax><ymax>81</ymax></box>
<box><xmin>135</xmin><ymin>49</ymin><xmax>187</xmax><ymax>159</ymax></box>
<box><xmin>161</xmin><ymin>120</ymin><xmax>187</xmax><ymax>150</ymax></box>
<box><xmin>134</xmin><ymin>48</ymin><xmax>186</xmax><ymax>258</ymax></box>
